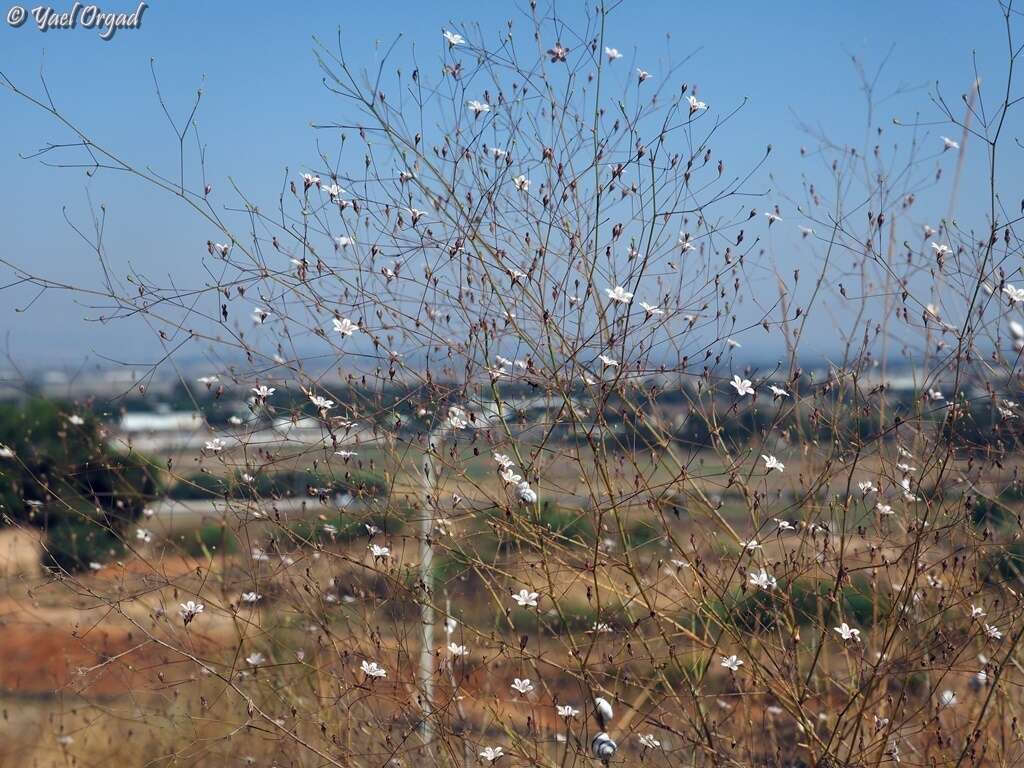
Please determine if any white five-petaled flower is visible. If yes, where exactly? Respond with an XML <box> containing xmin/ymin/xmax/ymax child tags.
<box><xmin>984</xmin><ymin>624</ymin><xmax>1004</xmax><ymax>641</ymax></box>
<box><xmin>332</xmin><ymin>317</ymin><xmax>358</xmax><ymax>337</ymax></box>
<box><xmin>205</xmin><ymin>438</ymin><xmax>226</xmax><ymax>452</ymax></box>
<box><xmin>443</xmin><ymin>29</ymin><xmax>464</xmax><ymax>47</ymax></box>
<box><xmin>467</xmin><ymin>99</ymin><xmax>490</xmax><ymax>115</ymax></box>
<box><xmin>513</xmin><ymin>588</ymin><xmax>540</xmax><ymax>607</ymax></box>
<box><xmin>370</xmin><ymin>544</ymin><xmax>390</xmax><ymax>559</ymax></box>
<box><xmin>941</xmin><ymin>136</ymin><xmax>960</xmax><ymax>151</ymax></box>
<box><xmin>931</xmin><ymin>242</ymin><xmax>951</xmax><ymax>257</ymax></box>
<box><xmin>799</xmin><ymin>225</ymin><xmax>815</xmax><ymax>237</ymax></box>
<box><xmin>637</xmin><ymin>68</ymin><xmax>651</xmax><ymax>82</ymax></box>
<box><xmin>971</xmin><ymin>604</ymin><xmax>987</xmax><ymax>619</ymax></box>
<box><xmin>749</xmin><ymin>569</ymin><xmax>777</xmax><ymax>590</ymax></box>
<box><xmin>335</xmin><ymin>235</ymin><xmax>354</xmax><ymax>248</ymax></box>
<box><xmin>640</xmin><ymin>301</ymin><xmax>664</xmax><ymax>317</ymax></box>
<box><xmin>479</xmin><ymin>747</ymin><xmax>503</xmax><ymax>763</ymax></box>
<box><xmin>605</xmin><ymin>285</ymin><xmax>633</xmax><ymax>304</ymax></box>
<box><xmin>594</xmin><ymin>697</ymin><xmax>614</xmax><ymax>726</ymax></box>
<box><xmin>858</xmin><ymin>480</ymin><xmax>877</xmax><ymax>495</ymax></box>
<box><xmin>1004</xmin><ymin>285</ymin><xmax>1024</xmax><ymax>303</ymax></box>
<box><xmin>448</xmin><ymin>642</ymin><xmax>468</xmax><ymax>657</ymax></box>
<box><xmin>720</xmin><ymin>654</ymin><xmax>743</xmax><ymax>671</ymax></box>
<box><xmin>599</xmin><ymin>354</ymin><xmax>619</xmax><ymax>368</ymax></box>
<box><xmin>769</xmin><ymin>385</ymin><xmax>790</xmax><ymax>398</ymax></box>
<box><xmin>179</xmin><ymin>600</ymin><xmax>204</xmax><ymax>625</ymax></box>
<box><xmin>834</xmin><ymin>622</ymin><xmax>861</xmax><ymax>641</ymax></box>
<box><xmin>604</xmin><ymin>46</ymin><xmax>622</xmax><ymax>61</ymax></box>
<box><xmin>638</xmin><ymin>734</ymin><xmax>661</xmax><ymax>749</ymax></box>
<box><xmin>556</xmin><ymin>704</ymin><xmax>579</xmax><ymax>718</ymax></box>
<box><xmin>730</xmin><ymin>375</ymin><xmax>755</xmax><ymax>397</ymax></box>
<box><xmin>738</xmin><ymin>539</ymin><xmax>762</xmax><ymax>551</ymax></box>
<box><xmin>309</xmin><ymin>394</ymin><xmax>335</xmax><ymax>412</ymax></box>
<box><xmin>511</xmin><ymin>677</ymin><xmax>534</xmax><ymax>694</ymax></box>
<box><xmin>688</xmin><ymin>94</ymin><xmax>707</xmax><ymax>112</ymax></box>
<box><xmin>136</xmin><ymin>528</ymin><xmax>153</xmax><ymax>543</ymax></box>
<box><xmin>512</xmin><ymin>175</ymin><xmax>530</xmax><ymax>191</ymax></box>
<box><xmin>246</xmin><ymin>652</ymin><xmax>265</xmax><ymax>666</ymax></box>
<box><xmin>762</xmin><ymin>454</ymin><xmax>785</xmax><ymax>473</ymax></box>
<box><xmin>360</xmin><ymin>659</ymin><xmax>387</xmax><ymax>678</ymax></box>
<box><xmin>241</xmin><ymin>592</ymin><xmax>261</xmax><ymax>603</ymax></box>
<box><xmin>876</xmin><ymin>503</ymin><xmax>894</xmax><ymax>516</ymax></box>
<box><xmin>252</xmin><ymin>385</ymin><xmax>275</xmax><ymax>400</ymax></box>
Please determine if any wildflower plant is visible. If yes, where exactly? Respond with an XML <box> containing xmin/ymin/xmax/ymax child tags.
<box><xmin>4</xmin><ymin>2</ymin><xmax>1024</xmax><ymax>767</ymax></box>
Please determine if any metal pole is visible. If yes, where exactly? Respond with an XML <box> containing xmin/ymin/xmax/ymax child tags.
<box><xmin>418</xmin><ymin>424</ymin><xmax>440</xmax><ymax>752</ymax></box>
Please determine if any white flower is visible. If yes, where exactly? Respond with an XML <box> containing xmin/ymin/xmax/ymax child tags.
<box><xmin>749</xmin><ymin>569</ymin><xmax>777</xmax><ymax>590</ymax></box>
<box><xmin>688</xmin><ymin>94</ymin><xmax>707</xmax><ymax>112</ymax></box>
<box><xmin>605</xmin><ymin>285</ymin><xmax>634</xmax><ymax>304</ymax></box>
<box><xmin>876</xmin><ymin>503</ymin><xmax>894</xmax><ymax>516</ymax></box>
<box><xmin>512</xmin><ymin>175</ymin><xmax>530</xmax><ymax>191</ymax></box>
<box><xmin>720</xmin><ymin>654</ymin><xmax>743</xmax><ymax>671</ymax></box>
<box><xmin>252</xmin><ymin>307</ymin><xmax>270</xmax><ymax>324</ymax></box>
<box><xmin>858</xmin><ymin>481</ymin><xmax>877</xmax><ymax>495</ymax></box>
<box><xmin>205</xmin><ymin>438</ymin><xmax>226</xmax><ymax>452</ymax></box>
<box><xmin>775</xmin><ymin>518</ymin><xmax>795</xmax><ymax>532</ymax></box>
<box><xmin>88</xmin><ymin>561</ymin><xmax>102</xmax><ymax>571</ymax></box>
<box><xmin>798</xmin><ymin>225</ymin><xmax>815</xmax><ymax>237</ymax></box>
<box><xmin>448</xmin><ymin>406</ymin><xmax>469</xmax><ymax>430</ymax></box>
<box><xmin>136</xmin><ymin>528</ymin><xmax>153</xmax><ymax>544</ymax></box>
<box><xmin>928</xmin><ymin>389</ymin><xmax>945</xmax><ymax>401</ymax></box>
<box><xmin>730</xmin><ymin>375</ymin><xmax>755</xmax><ymax>397</ymax></box>
<box><xmin>332</xmin><ymin>317</ymin><xmax>358</xmax><ymax>337</ymax></box>
<box><xmin>834</xmin><ymin>622</ymin><xmax>861</xmax><ymax>641</ymax></box>
<box><xmin>599</xmin><ymin>354</ymin><xmax>619</xmax><ymax>368</ymax></box>
<box><xmin>640</xmin><ymin>301</ymin><xmax>664</xmax><ymax>317</ymax></box>
<box><xmin>984</xmin><ymin>624</ymin><xmax>1003</xmax><ymax>641</ymax></box>
<box><xmin>762</xmin><ymin>454</ymin><xmax>785</xmax><ymax>473</ymax></box>
<box><xmin>448</xmin><ymin>642</ymin><xmax>468</xmax><ymax>657</ymax></box>
<box><xmin>604</xmin><ymin>46</ymin><xmax>623</xmax><ymax>61</ymax></box>
<box><xmin>360</xmin><ymin>659</ymin><xmax>387</xmax><ymax>678</ymax></box>
<box><xmin>637</xmin><ymin>68</ymin><xmax>651</xmax><ymax>82</ymax></box>
<box><xmin>443</xmin><ymin>29</ymin><xmax>464</xmax><ymax>47</ymax></box>
<box><xmin>769</xmin><ymin>385</ymin><xmax>790</xmax><ymax>398</ymax></box>
<box><xmin>241</xmin><ymin>592</ymin><xmax>262</xmax><ymax>603</ymax></box>
<box><xmin>67</xmin><ymin>414</ymin><xmax>84</xmax><ymax>425</ymax></box>
<box><xmin>556</xmin><ymin>704</ymin><xmax>579</xmax><ymax>718</ymax></box>
<box><xmin>467</xmin><ymin>99</ymin><xmax>490</xmax><ymax>116</ymax></box>
<box><xmin>370</xmin><ymin>544</ymin><xmax>390</xmax><ymax>559</ymax></box>
<box><xmin>246</xmin><ymin>652</ymin><xmax>265</xmax><ymax>666</ymax></box>
<box><xmin>309</xmin><ymin>394</ymin><xmax>335</xmax><ymax>412</ymax></box>
<box><xmin>179</xmin><ymin>600</ymin><xmax>204</xmax><ymax>625</ymax></box>
<box><xmin>971</xmin><ymin>604</ymin><xmax>987</xmax><ymax>619</ymax></box>
<box><xmin>738</xmin><ymin>539</ymin><xmax>761</xmax><ymax>551</ymax></box>
<box><xmin>252</xmin><ymin>385</ymin><xmax>275</xmax><ymax>400</ymax></box>
<box><xmin>335</xmin><ymin>235</ymin><xmax>354</xmax><ymax>248</ymax></box>
<box><xmin>678</xmin><ymin>232</ymin><xmax>695</xmax><ymax>251</ymax></box>
<box><xmin>197</xmin><ymin>375</ymin><xmax>219</xmax><ymax>385</ymax></box>
<box><xmin>445</xmin><ymin>618</ymin><xmax>458</xmax><ymax>635</ymax></box>
<box><xmin>941</xmin><ymin>136</ymin><xmax>960</xmax><ymax>151</ymax></box>
<box><xmin>939</xmin><ymin>689</ymin><xmax>958</xmax><ymax>707</ymax></box>
<box><xmin>493</xmin><ymin>452</ymin><xmax>515</xmax><ymax>469</ymax></box>
<box><xmin>638</xmin><ymin>734</ymin><xmax>661</xmax><ymax>749</ymax></box>
<box><xmin>1004</xmin><ymin>285</ymin><xmax>1024</xmax><ymax>303</ymax></box>
<box><xmin>323</xmin><ymin>182</ymin><xmax>344</xmax><ymax>199</ymax></box>
<box><xmin>0</xmin><ymin>444</ymin><xmax>13</xmax><ymax>459</ymax></box>
<box><xmin>302</xmin><ymin>173</ymin><xmax>320</xmax><ymax>188</ymax></box>
<box><xmin>765</xmin><ymin>211</ymin><xmax>782</xmax><ymax>224</ymax></box>
<box><xmin>511</xmin><ymin>677</ymin><xmax>534</xmax><ymax>694</ymax></box>
<box><xmin>931</xmin><ymin>242</ymin><xmax>951</xmax><ymax>257</ymax></box>
<box><xmin>727</xmin><ymin>338</ymin><xmax>742</xmax><ymax>348</ymax></box>
<box><xmin>513</xmin><ymin>588</ymin><xmax>540</xmax><ymax>607</ymax></box>
<box><xmin>479</xmin><ymin>747</ymin><xmax>504</xmax><ymax>763</ymax></box>
<box><xmin>335</xmin><ymin>450</ymin><xmax>358</xmax><ymax>459</ymax></box>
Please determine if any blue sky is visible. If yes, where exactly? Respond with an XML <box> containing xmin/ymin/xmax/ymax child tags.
<box><xmin>0</xmin><ymin>1</ymin><xmax>1015</xmax><ymax>371</ymax></box>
